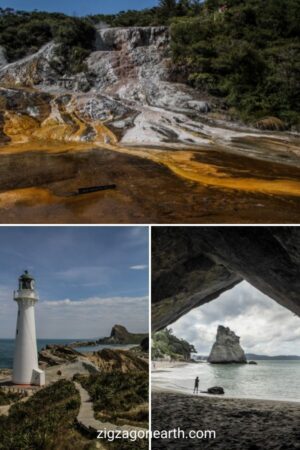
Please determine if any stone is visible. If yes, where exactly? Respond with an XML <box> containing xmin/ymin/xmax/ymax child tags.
<box><xmin>152</xmin><ymin>227</ymin><xmax>300</xmax><ymax>330</ymax></box>
<box><xmin>208</xmin><ymin>325</ymin><xmax>247</xmax><ymax>364</ymax></box>
<box><xmin>207</xmin><ymin>386</ymin><xmax>225</xmax><ymax>395</ymax></box>
<box><xmin>38</xmin><ymin>345</ymin><xmax>84</xmax><ymax>367</ymax></box>
<box><xmin>0</xmin><ymin>46</ymin><xmax>7</xmax><ymax>68</ymax></box>
<box><xmin>248</xmin><ymin>361</ymin><xmax>258</xmax><ymax>365</ymax></box>
<box><xmin>187</xmin><ymin>100</ymin><xmax>211</xmax><ymax>113</ymax></box>
<box><xmin>0</xmin><ymin>26</ymin><xmax>216</xmax><ymax>147</ymax></box>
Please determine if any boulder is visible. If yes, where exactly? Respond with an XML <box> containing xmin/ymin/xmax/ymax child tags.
<box><xmin>187</xmin><ymin>100</ymin><xmax>211</xmax><ymax>113</ymax></box>
<box><xmin>207</xmin><ymin>386</ymin><xmax>225</xmax><ymax>395</ymax></box>
<box><xmin>208</xmin><ymin>325</ymin><xmax>247</xmax><ymax>364</ymax></box>
<box><xmin>0</xmin><ymin>46</ymin><xmax>7</xmax><ymax>68</ymax></box>
<box><xmin>38</xmin><ymin>344</ymin><xmax>84</xmax><ymax>367</ymax></box>
<box><xmin>248</xmin><ymin>361</ymin><xmax>258</xmax><ymax>365</ymax></box>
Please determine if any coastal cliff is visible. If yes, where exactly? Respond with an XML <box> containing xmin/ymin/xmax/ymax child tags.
<box><xmin>208</xmin><ymin>325</ymin><xmax>247</xmax><ymax>364</ymax></box>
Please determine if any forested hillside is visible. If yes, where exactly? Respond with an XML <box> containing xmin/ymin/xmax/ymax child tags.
<box><xmin>0</xmin><ymin>9</ymin><xmax>95</xmax><ymax>73</ymax></box>
<box><xmin>0</xmin><ymin>0</ymin><xmax>299</xmax><ymax>125</ymax></box>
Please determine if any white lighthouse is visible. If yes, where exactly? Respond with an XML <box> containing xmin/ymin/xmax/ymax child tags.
<box><xmin>12</xmin><ymin>271</ymin><xmax>45</xmax><ymax>386</ymax></box>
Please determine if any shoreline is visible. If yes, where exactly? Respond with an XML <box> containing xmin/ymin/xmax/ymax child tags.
<box><xmin>152</xmin><ymin>384</ymin><xmax>300</xmax><ymax>405</ymax></box>
<box><xmin>151</xmin><ymin>360</ymin><xmax>300</xmax><ymax>404</ymax></box>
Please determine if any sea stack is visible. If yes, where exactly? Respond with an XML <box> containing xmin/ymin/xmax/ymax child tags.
<box><xmin>208</xmin><ymin>325</ymin><xmax>247</xmax><ymax>364</ymax></box>
<box><xmin>12</xmin><ymin>271</ymin><xmax>45</xmax><ymax>386</ymax></box>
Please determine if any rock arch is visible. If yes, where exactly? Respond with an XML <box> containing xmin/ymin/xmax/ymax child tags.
<box><xmin>152</xmin><ymin>227</ymin><xmax>300</xmax><ymax>330</ymax></box>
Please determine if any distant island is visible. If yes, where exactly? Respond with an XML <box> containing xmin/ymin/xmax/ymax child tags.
<box><xmin>245</xmin><ymin>354</ymin><xmax>300</xmax><ymax>361</ymax></box>
<box><xmin>193</xmin><ymin>353</ymin><xmax>300</xmax><ymax>361</ymax></box>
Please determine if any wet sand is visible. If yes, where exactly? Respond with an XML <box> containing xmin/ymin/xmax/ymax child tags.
<box><xmin>152</xmin><ymin>391</ymin><xmax>300</xmax><ymax>449</ymax></box>
<box><xmin>0</xmin><ymin>142</ymin><xmax>299</xmax><ymax>223</ymax></box>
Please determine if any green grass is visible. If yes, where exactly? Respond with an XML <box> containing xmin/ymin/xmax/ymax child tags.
<box><xmin>0</xmin><ymin>388</ymin><xmax>23</xmax><ymax>406</ymax></box>
<box><xmin>75</xmin><ymin>370</ymin><xmax>149</xmax><ymax>428</ymax></box>
<box><xmin>0</xmin><ymin>380</ymin><xmax>91</xmax><ymax>450</ymax></box>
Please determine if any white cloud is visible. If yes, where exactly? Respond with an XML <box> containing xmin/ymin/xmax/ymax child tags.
<box><xmin>0</xmin><ymin>285</ymin><xmax>148</xmax><ymax>339</ymax></box>
<box><xmin>35</xmin><ymin>295</ymin><xmax>148</xmax><ymax>338</ymax></box>
<box><xmin>172</xmin><ymin>281</ymin><xmax>300</xmax><ymax>356</ymax></box>
<box><xmin>42</xmin><ymin>296</ymin><xmax>148</xmax><ymax>307</ymax></box>
<box><xmin>130</xmin><ymin>265</ymin><xmax>148</xmax><ymax>270</ymax></box>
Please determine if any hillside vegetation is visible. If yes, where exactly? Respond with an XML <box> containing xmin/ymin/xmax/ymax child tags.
<box><xmin>0</xmin><ymin>10</ymin><xmax>95</xmax><ymax>73</ymax></box>
<box><xmin>152</xmin><ymin>328</ymin><xmax>196</xmax><ymax>360</ymax></box>
<box><xmin>93</xmin><ymin>0</ymin><xmax>300</xmax><ymax>126</ymax></box>
<box><xmin>75</xmin><ymin>370</ymin><xmax>148</xmax><ymax>428</ymax></box>
<box><xmin>0</xmin><ymin>0</ymin><xmax>299</xmax><ymax>125</ymax></box>
<box><xmin>0</xmin><ymin>388</ymin><xmax>23</xmax><ymax>406</ymax></box>
<box><xmin>0</xmin><ymin>380</ymin><xmax>89</xmax><ymax>450</ymax></box>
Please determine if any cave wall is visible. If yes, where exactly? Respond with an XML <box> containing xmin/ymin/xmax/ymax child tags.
<box><xmin>152</xmin><ymin>227</ymin><xmax>300</xmax><ymax>330</ymax></box>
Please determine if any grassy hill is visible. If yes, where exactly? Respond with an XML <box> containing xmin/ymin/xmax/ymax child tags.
<box><xmin>0</xmin><ymin>380</ymin><xmax>87</xmax><ymax>450</ymax></box>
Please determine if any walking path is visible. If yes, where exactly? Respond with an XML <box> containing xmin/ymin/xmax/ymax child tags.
<box><xmin>0</xmin><ymin>391</ymin><xmax>33</xmax><ymax>416</ymax></box>
<box><xmin>75</xmin><ymin>382</ymin><xmax>147</xmax><ymax>435</ymax></box>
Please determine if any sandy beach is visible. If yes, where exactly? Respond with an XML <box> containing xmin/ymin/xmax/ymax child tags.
<box><xmin>152</xmin><ymin>391</ymin><xmax>300</xmax><ymax>449</ymax></box>
<box><xmin>151</xmin><ymin>361</ymin><xmax>300</xmax><ymax>449</ymax></box>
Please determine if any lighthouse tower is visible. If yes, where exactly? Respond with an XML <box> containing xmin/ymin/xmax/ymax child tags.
<box><xmin>12</xmin><ymin>271</ymin><xmax>45</xmax><ymax>386</ymax></box>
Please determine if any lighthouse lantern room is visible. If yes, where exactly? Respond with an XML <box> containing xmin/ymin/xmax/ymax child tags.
<box><xmin>12</xmin><ymin>271</ymin><xmax>45</xmax><ymax>386</ymax></box>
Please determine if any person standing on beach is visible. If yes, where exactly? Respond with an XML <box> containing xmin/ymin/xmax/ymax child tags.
<box><xmin>193</xmin><ymin>376</ymin><xmax>199</xmax><ymax>394</ymax></box>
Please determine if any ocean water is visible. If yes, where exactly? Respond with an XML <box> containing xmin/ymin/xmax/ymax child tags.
<box><xmin>78</xmin><ymin>343</ymin><xmax>136</xmax><ymax>352</ymax></box>
<box><xmin>0</xmin><ymin>339</ymin><xmax>79</xmax><ymax>369</ymax></box>
<box><xmin>152</xmin><ymin>360</ymin><xmax>300</xmax><ymax>402</ymax></box>
<box><xmin>0</xmin><ymin>339</ymin><xmax>136</xmax><ymax>369</ymax></box>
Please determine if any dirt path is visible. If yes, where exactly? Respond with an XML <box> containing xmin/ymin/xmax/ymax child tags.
<box><xmin>75</xmin><ymin>382</ymin><xmax>146</xmax><ymax>435</ymax></box>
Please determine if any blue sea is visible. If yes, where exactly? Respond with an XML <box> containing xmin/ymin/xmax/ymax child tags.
<box><xmin>0</xmin><ymin>339</ymin><xmax>85</xmax><ymax>369</ymax></box>
<box><xmin>0</xmin><ymin>339</ymin><xmax>136</xmax><ymax>369</ymax></box>
<box><xmin>152</xmin><ymin>360</ymin><xmax>300</xmax><ymax>402</ymax></box>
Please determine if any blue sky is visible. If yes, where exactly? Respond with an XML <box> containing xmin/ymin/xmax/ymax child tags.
<box><xmin>0</xmin><ymin>0</ymin><xmax>158</xmax><ymax>15</ymax></box>
<box><xmin>0</xmin><ymin>226</ymin><xmax>149</xmax><ymax>338</ymax></box>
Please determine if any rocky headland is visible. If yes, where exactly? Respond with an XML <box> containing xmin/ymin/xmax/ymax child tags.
<box><xmin>71</xmin><ymin>324</ymin><xmax>148</xmax><ymax>347</ymax></box>
<box><xmin>37</xmin><ymin>341</ymin><xmax>148</xmax><ymax>373</ymax></box>
<box><xmin>208</xmin><ymin>325</ymin><xmax>247</xmax><ymax>364</ymax></box>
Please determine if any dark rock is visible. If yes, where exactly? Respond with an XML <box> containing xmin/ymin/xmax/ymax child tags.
<box><xmin>98</xmin><ymin>324</ymin><xmax>148</xmax><ymax>345</ymax></box>
<box><xmin>248</xmin><ymin>361</ymin><xmax>258</xmax><ymax>365</ymax></box>
<box><xmin>38</xmin><ymin>345</ymin><xmax>83</xmax><ymax>367</ymax></box>
<box><xmin>152</xmin><ymin>227</ymin><xmax>300</xmax><ymax>330</ymax></box>
<box><xmin>207</xmin><ymin>386</ymin><xmax>225</xmax><ymax>395</ymax></box>
<box><xmin>141</xmin><ymin>337</ymin><xmax>149</xmax><ymax>352</ymax></box>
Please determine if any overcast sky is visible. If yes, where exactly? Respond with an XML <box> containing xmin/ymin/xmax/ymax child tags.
<box><xmin>0</xmin><ymin>0</ymin><xmax>158</xmax><ymax>15</ymax></box>
<box><xmin>172</xmin><ymin>281</ymin><xmax>300</xmax><ymax>356</ymax></box>
<box><xmin>0</xmin><ymin>227</ymin><xmax>148</xmax><ymax>339</ymax></box>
